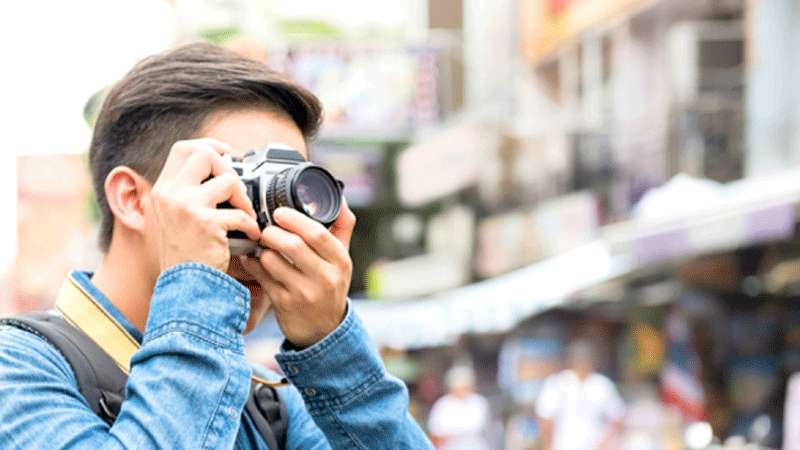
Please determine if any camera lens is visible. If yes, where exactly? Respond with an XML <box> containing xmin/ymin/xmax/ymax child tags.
<box><xmin>267</xmin><ymin>164</ymin><xmax>342</xmax><ymax>227</ymax></box>
<box><xmin>294</xmin><ymin>168</ymin><xmax>340</xmax><ymax>223</ymax></box>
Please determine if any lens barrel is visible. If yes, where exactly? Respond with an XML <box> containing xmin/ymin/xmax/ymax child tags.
<box><xmin>266</xmin><ymin>164</ymin><xmax>342</xmax><ymax>228</ymax></box>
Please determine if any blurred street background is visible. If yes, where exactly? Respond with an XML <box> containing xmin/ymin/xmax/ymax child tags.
<box><xmin>4</xmin><ymin>0</ymin><xmax>800</xmax><ymax>449</ymax></box>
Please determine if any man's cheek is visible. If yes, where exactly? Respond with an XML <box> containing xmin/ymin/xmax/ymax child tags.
<box><xmin>227</xmin><ymin>256</ymin><xmax>245</xmax><ymax>278</ymax></box>
<box><xmin>248</xmin><ymin>282</ymin><xmax>263</xmax><ymax>300</ymax></box>
<box><xmin>228</xmin><ymin>256</ymin><xmax>262</xmax><ymax>286</ymax></box>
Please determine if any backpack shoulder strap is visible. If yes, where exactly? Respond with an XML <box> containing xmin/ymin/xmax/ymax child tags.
<box><xmin>246</xmin><ymin>382</ymin><xmax>288</xmax><ymax>450</ymax></box>
<box><xmin>0</xmin><ymin>312</ymin><xmax>128</xmax><ymax>424</ymax></box>
<box><xmin>2</xmin><ymin>312</ymin><xmax>288</xmax><ymax>447</ymax></box>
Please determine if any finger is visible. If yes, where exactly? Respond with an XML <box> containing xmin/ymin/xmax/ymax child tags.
<box><xmin>259</xmin><ymin>225</ymin><xmax>329</xmax><ymax>275</ymax></box>
<box><xmin>241</xmin><ymin>257</ymin><xmax>291</xmax><ymax>309</ymax></box>
<box><xmin>329</xmin><ymin>198</ymin><xmax>356</xmax><ymax>249</ymax></box>
<box><xmin>175</xmin><ymin>144</ymin><xmax>234</xmax><ymax>185</ymax></box>
<box><xmin>263</xmin><ymin>278</ymin><xmax>291</xmax><ymax>312</ymax></box>
<box><xmin>159</xmin><ymin>138</ymin><xmax>232</xmax><ymax>180</ymax></box>
<box><xmin>199</xmin><ymin>172</ymin><xmax>256</xmax><ymax>218</ymax></box>
<box><xmin>239</xmin><ymin>255</ymin><xmax>269</xmax><ymax>283</ymax></box>
<box><xmin>241</xmin><ymin>256</ymin><xmax>283</xmax><ymax>290</ymax></box>
<box><xmin>272</xmin><ymin>208</ymin><xmax>347</xmax><ymax>264</ymax></box>
<box><xmin>259</xmin><ymin>249</ymin><xmax>305</xmax><ymax>291</ymax></box>
<box><xmin>240</xmin><ymin>255</ymin><xmax>279</xmax><ymax>289</ymax></box>
<box><xmin>213</xmin><ymin>209</ymin><xmax>260</xmax><ymax>241</ymax></box>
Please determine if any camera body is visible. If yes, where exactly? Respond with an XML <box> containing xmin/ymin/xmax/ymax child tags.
<box><xmin>227</xmin><ymin>143</ymin><xmax>344</xmax><ymax>256</ymax></box>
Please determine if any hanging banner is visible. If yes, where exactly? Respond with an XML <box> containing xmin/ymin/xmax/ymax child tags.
<box><xmin>520</xmin><ymin>0</ymin><xmax>651</xmax><ymax>63</ymax></box>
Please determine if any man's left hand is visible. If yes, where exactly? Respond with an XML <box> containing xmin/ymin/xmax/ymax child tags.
<box><xmin>241</xmin><ymin>202</ymin><xmax>356</xmax><ymax>348</ymax></box>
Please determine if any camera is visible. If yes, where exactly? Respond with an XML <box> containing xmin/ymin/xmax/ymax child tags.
<box><xmin>225</xmin><ymin>143</ymin><xmax>344</xmax><ymax>256</ymax></box>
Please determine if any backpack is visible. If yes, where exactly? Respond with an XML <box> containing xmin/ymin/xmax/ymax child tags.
<box><xmin>0</xmin><ymin>312</ymin><xmax>288</xmax><ymax>450</ymax></box>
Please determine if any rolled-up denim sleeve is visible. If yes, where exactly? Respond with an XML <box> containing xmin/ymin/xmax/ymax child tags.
<box><xmin>0</xmin><ymin>263</ymin><xmax>253</xmax><ymax>450</ymax></box>
<box><xmin>276</xmin><ymin>304</ymin><xmax>432</xmax><ymax>449</ymax></box>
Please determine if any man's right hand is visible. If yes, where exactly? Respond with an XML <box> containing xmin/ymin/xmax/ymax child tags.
<box><xmin>149</xmin><ymin>138</ymin><xmax>260</xmax><ymax>273</ymax></box>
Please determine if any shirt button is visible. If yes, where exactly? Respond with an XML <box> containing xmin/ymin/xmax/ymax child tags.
<box><xmin>286</xmin><ymin>364</ymin><xmax>300</xmax><ymax>375</ymax></box>
<box><xmin>304</xmin><ymin>387</ymin><xmax>317</xmax><ymax>397</ymax></box>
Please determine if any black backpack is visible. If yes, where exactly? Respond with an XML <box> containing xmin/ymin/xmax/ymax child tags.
<box><xmin>0</xmin><ymin>312</ymin><xmax>288</xmax><ymax>450</ymax></box>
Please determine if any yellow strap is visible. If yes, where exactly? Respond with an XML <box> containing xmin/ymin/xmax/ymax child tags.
<box><xmin>55</xmin><ymin>275</ymin><xmax>287</xmax><ymax>388</ymax></box>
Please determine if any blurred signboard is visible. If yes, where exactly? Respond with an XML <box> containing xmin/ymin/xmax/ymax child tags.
<box><xmin>498</xmin><ymin>337</ymin><xmax>563</xmax><ymax>404</ymax></box>
<box><xmin>475</xmin><ymin>210</ymin><xmax>535</xmax><ymax>278</ymax></box>
<box><xmin>397</xmin><ymin>122</ymin><xmax>492</xmax><ymax>207</ymax></box>
<box><xmin>475</xmin><ymin>191</ymin><xmax>598</xmax><ymax>278</ymax></box>
<box><xmin>272</xmin><ymin>45</ymin><xmax>442</xmax><ymax>138</ymax></box>
<box><xmin>366</xmin><ymin>253</ymin><xmax>470</xmax><ymax>300</ymax></box>
<box><xmin>311</xmin><ymin>143</ymin><xmax>385</xmax><ymax>208</ymax></box>
<box><xmin>521</xmin><ymin>0</ymin><xmax>650</xmax><ymax>63</ymax></box>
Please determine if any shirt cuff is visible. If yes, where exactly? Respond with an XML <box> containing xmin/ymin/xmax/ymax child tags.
<box><xmin>144</xmin><ymin>263</ymin><xmax>250</xmax><ymax>353</ymax></box>
<box><xmin>275</xmin><ymin>302</ymin><xmax>384</xmax><ymax>411</ymax></box>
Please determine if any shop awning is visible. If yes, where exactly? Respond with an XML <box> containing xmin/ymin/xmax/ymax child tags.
<box><xmin>354</xmin><ymin>241</ymin><xmax>632</xmax><ymax>349</ymax></box>
<box><xmin>355</xmin><ymin>169</ymin><xmax>800</xmax><ymax>349</ymax></box>
<box><xmin>603</xmin><ymin>170</ymin><xmax>800</xmax><ymax>266</ymax></box>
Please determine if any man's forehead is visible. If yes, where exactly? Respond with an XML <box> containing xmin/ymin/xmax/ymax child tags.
<box><xmin>200</xmin><ymin>108</ymin><xmax>308</xmax><ymax>160</ymax></box>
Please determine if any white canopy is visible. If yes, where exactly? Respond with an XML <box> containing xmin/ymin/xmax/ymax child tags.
<box><xmin>355</xmin><ymin>170</ymin><xmax>800</xmax><ymax>349</ymax></box>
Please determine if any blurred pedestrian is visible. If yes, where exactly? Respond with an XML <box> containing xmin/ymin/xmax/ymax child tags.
<box><xmin>428</xmin><ymin>366</ymin><xmax>491</xmax><ymax>450</ymax></box>
<box><xmin>536</xmin><ymin>340</ymin><xmax>625</xmax><ymax>450</ymax></box>
<box><xmin>785</xmin><ymin>372</ymin><xmax>800</xmax><ymax>450</ymax></box>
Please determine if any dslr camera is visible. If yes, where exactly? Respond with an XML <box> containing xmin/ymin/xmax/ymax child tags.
<box><xmin>226</xmin><ymin>143</ymin><xmax>344</xmax><ymax>256</ymax></box>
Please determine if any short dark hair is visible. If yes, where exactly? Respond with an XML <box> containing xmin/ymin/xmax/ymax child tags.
<box><xmin>89</xmin><ymin>42</ymin><xmax>323</xmax><ymax>251</ymax></box>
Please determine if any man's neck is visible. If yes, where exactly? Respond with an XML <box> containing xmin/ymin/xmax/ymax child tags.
<box><xmin>91</xmin><ymin>242</ymin><xmax>154</xmax><ymax>333</ymax></box>
<box><xmin>571</xmin><ymin>368</ymin><xmax>592</xmax><ymax>382</ymax></box>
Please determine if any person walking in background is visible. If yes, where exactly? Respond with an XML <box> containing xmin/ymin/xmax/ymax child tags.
<box><xmin>785</xmin><ymin>372</ymin><xmax>800</xmax><ymax>450</ymax></box>
<box><xmin>536</xmin><ymin>340</ymin><xmax>625</xmax><ymax>450</ymax></box>
<box><xmin>428</xmin><ymin>366</ymin><xmax>490</xmax><ymax>450</ymax></box>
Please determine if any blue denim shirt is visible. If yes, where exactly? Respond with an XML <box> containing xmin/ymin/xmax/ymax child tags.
<box><xmin>0</xmin><ymin>263</ymin><xmax>431</xmax><ymax>449</ymax></box>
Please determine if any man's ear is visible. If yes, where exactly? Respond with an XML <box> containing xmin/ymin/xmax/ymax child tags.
<box><xmin>104</xmin><ymin>166</ymin><xmax>151</xmax><ymax>235</ymax></box>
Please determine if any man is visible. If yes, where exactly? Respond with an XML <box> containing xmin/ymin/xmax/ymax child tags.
<box><xmin>536</xmin><ymin>340</ymin><xmax>625</xmax><ymax>450</ymax></box>
<box><xmin>427</xmin><ymin>366</ymin><xmax>490</xmax><ymax>450</ymax></box>
<box><xmin>0</xmin><ymin>43</ymin><xmax>431</xmax><ymax>449</ymax></box>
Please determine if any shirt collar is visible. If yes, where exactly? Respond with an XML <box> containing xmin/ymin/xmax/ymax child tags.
<box><xmin>70</xmin><ymin>270</ymin><xmax>144</xmax><ymax>343</ymax></box>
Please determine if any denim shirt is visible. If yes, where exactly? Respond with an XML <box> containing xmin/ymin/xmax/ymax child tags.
<box><xmin>0</xmin><ymin>263</ymin><xmax>431</xmax><ymax>449</ymax></box>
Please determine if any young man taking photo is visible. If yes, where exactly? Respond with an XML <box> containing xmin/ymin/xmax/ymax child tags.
<box><xmin>0</xmin><ymin>43</ymin><xmax>432</xmax><ymax>449</ymax></box>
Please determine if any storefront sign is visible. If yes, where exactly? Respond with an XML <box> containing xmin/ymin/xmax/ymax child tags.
<box><xmin>520</xmin><ymin>0</ymin><xmax>650</xmax><ymax>63</ymax></box>
<box><xmin>312</xmin><ymin>144</ymin><xmax>384</xmax><ymax>208</ymax></box>
<box><xmin>397</xmin><ymin>122</ymin><xmax>492</xmax><ymax>206</ymax></box>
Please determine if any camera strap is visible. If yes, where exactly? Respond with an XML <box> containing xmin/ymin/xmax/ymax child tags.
<box><xmin>54</xmin><ymin>274</ymin><xmax>288</xmax><ymax>388</ymax></box>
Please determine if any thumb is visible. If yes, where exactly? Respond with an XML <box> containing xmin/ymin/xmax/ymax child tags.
<box><xmin>330</xmin><ymin>197</ymin><xmax>356</xmax><ymax>249</ymax></box>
